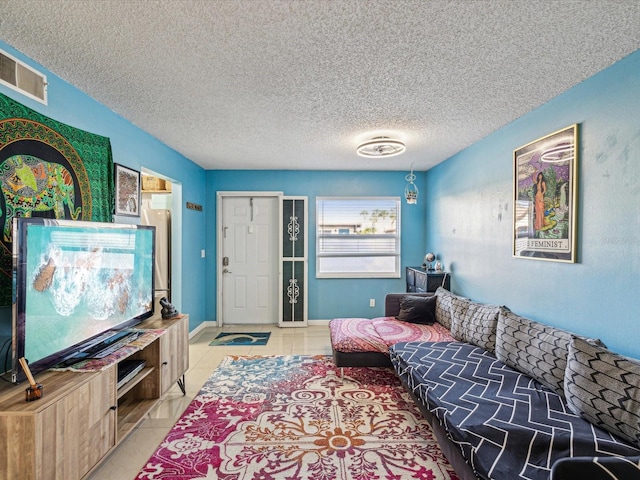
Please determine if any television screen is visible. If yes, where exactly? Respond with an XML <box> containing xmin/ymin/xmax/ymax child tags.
<box><xmin>12</xmin><ymin>218</ymin><xmax>155</xmax><ymax>383</ymax></box>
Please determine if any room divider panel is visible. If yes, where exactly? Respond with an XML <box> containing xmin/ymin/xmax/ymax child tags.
<box><xmin>281</xmin><ymin>197</ymin><xmax>308</xmax><ymax>326</ymax></box>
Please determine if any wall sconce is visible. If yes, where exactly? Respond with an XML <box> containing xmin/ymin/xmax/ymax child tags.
<box><xmin>405</xmin><ymin>167</ymin><xmax>418</xmax><ymax>204</ymax></box>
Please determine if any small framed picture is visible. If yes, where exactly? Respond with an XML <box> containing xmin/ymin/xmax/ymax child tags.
<box><xmin>114</xmin><ymin>163</ymin><xmax>141</xmax><ymax>217</ymax></box>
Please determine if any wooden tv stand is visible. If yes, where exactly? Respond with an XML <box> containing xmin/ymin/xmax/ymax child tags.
<box><xmin>0</xmin><ymin>314</ymin><xmax>189</xmax><ymax>480</ymax></box>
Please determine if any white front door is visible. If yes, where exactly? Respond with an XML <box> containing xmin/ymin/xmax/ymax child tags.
<box><xmin>220</xmin><ymin>195</ymin><xmax>280</xmax><ymax>324</ymax></box>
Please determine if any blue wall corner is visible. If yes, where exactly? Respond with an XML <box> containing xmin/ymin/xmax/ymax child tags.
<box><xmin>425</xmin><ymin>49</ymin><xmax>640</xmax><ymax>358</ymax></box>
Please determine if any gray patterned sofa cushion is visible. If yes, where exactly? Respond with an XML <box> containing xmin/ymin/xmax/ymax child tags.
<box><xmin>434</xmin><ymin>287</ymin><xmax>466</xmax><ymax>330</ymax></box>
<box><xmin>495</xmin><ymin>307</ymin><xmax>574</xmax><ymax>397</ymax></box>
<box><xmin>450</xmin><ymin>297</ymin><xmax>499</xmax><ymax>353</ymax></box>
<box><xmin>565</xmin><ymin>336</ymin><xmax>640</xmax><ymax>448</ymax></box>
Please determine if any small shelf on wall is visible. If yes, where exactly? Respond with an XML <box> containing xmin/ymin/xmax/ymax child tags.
<box><xmin>142</xmin><ymin>175</ymin><xmax>172</xmax><ymax>193</ymax></box>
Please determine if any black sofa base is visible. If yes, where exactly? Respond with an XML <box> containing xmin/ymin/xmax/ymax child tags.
<box><xmin>332</xmin><ymin>349</ymin><xmax>393</xmax><ymax>368</ymax></box>
<box><xmin>330</xmin><ymin>293</ymin><xmax>434</xmax><ymax>369</ymax></box>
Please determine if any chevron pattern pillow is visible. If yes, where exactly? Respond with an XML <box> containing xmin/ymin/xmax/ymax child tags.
<box><xmin>496</xmin><ymin>307</ymin><xmax>574</xmax><ymax>397</ymax></box>
<box><xmin>434</xmin><ymin>287</ymin><xmax>465</xmax><ymax>330</ymax></box>
<box><xmin>450</xmin><ymin>297</ymin><xmax>499</xmax><ymax>353</ymax></box>
<box><xmin>565</xmin><ymin>336</ymin><xmax>640</xmax><ymax>448</ymax></box>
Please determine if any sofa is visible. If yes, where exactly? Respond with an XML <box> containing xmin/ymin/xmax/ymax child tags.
<box><xmin>329</xmin><ymin>292</ymin><xmax>454</xmax><ymax>368</ymax></box>
<box><xmin>387</xmin><ymin>287</ymin><xmax>640</xmax><ymax>480</ymax></box>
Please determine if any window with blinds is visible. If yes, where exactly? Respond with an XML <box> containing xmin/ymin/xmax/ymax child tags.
<box><xmin>316</xmin><ymin>196</ymin><xmax>401</xmax><ymax>278</ymax></box>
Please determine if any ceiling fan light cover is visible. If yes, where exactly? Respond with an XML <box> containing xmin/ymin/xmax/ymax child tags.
<box><xmin>357</xmin><ymin>138</ymin><xmax>406</xmax><ymax>158</ymax></box>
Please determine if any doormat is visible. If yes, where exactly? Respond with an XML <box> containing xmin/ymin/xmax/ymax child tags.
<box><xmin>209</xmin><ymin>332</ymin><xmax>271</xmax><ymax>346</ymax></box>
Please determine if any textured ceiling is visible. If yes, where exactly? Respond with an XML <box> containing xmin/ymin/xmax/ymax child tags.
<box><xmin>1</xmin><ymin>0</ymin><xmax>639</xmax><ymax>171</ymax></box>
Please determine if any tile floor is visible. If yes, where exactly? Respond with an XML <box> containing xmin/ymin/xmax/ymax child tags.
<box><xmin>88</xmin><ymin>323</ymin><xmax>332</xmax><ymax>480</ymax></box>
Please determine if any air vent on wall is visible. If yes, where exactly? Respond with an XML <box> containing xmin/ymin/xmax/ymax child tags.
<box><xmin>0</xmin><ymin>48</ymin><xmax>47</xmax><ymax>104</ymax></box>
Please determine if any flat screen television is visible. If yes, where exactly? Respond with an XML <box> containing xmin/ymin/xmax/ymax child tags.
<box><xmin>11</xmin><ymin>218</ymin><xmax>155</xmax><ymax>383</ymax></box>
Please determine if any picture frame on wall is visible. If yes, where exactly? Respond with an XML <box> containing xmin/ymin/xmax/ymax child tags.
<box><xmin>513</xmin><ymin>124</ymin><xmax>578</xmax><ymax>263</ymax></box>
<box><xmin>114</xmin><ymin>163</ymin><xmax>141</xmax><ymax>217</ymax></box>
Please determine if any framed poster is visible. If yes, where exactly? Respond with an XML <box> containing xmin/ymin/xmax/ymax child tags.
<box><xmin>513</xmin><ymin>124</ymin><xmax>578</xmax><ymax>262</ymax></box>
<box><xmin>114</xmin><ymin>163</ymin><xmax>140</xmax><ymax>217</ymax></box>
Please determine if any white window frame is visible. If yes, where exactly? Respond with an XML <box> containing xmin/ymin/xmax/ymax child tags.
<box><xmin>316</xmin><ymin>196</ymin><xmax>401</xmax><ymax>278</ymax></box>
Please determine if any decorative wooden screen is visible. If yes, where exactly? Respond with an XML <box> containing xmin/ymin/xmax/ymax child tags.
<box><xmin>281</xmin><ymin>196</ymin><xmax>307</xmax><ymax>326</ymax></box>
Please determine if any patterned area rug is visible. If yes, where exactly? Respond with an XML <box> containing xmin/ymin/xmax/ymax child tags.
<box><xmin>135</xmin><ymin>355</ymin><xmax>458</xmax><ymax>480</ymax></box>
<box><xmin>209</xmin><ymin>332</ymin><xmax>271</xmax><ymax>346</ymax></box>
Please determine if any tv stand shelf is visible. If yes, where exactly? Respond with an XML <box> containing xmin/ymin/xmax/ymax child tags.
<box><xmin>0</xmin><ymin>314</ymin><xmax>189</xmax><ymax>480</ymax></box>
<box><xmin>117</xmin><ymin>366</ymin><xmax>154</xmax><ymax>399</ymax></box>
<box><xmin>116</xmin><ymin>396</ymin><xmax>158</xmax><ymax>441</ymax></box>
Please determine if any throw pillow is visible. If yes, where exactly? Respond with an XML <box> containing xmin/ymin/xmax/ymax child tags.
<box><xmin>565</xmin><ymin>336</ymin><xmax>640</xmax><ymax>448</ymax></box>
<box><xmin>449</xmin><ymin>296</ymin><xmax>469</xmax><ymax>341</ymax></box>
<box><xmin>451</xmin><ymin>297</ymin><xmax>499</xmax><ymax>353</ymax></box>
<box><xmin>397</xmin><ymin>295</ymin><xmax>437</xmax><ymax>324</ymax></box>
<box><xmin>434</xmin><ymin>287</ymin><xmax>465</xmax><ymax>330</ymax></box>
<box><xmin>496</xmin><ymin>307</ymin><xmax>574</xmax><ymax>397</ymax></box>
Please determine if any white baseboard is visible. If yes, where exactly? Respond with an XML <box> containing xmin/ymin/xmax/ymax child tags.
<box><xmin>189</xmin><ymin>319</ymin><xmax>330</xmax><ymax>338</ymax></box>
<box><xmin>189</xmin><ymin>320</ymin><xmax>218</xmax><ymax>339</ymax></box>
<box><xmin>308</xmin><ymin>319</ymin><xmax>331</xmax><ymax>325</ymax></box>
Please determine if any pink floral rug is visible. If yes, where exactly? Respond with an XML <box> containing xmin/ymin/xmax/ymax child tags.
<box><xmin>135</xmin><ymin>355</ymin><xmax>459</xmax><ymax>480</ymax></box>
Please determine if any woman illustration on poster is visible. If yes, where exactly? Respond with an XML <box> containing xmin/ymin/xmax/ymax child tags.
<box><xmin>533</xmin><ymin>171</ymin><xmax>546</xmax><ymax>233</ymax></box>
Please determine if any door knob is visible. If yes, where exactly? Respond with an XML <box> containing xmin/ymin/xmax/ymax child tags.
<box><xmin>223</xmin><ymin>268</ymin><xmax>232</xmax><ymax>274</ymax></box>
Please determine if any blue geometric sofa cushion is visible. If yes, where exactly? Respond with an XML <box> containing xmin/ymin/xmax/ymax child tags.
<box><xmin>390</xmin><ymin>341</ymin><xmax>640</xmax><ymax>480</ymax></box>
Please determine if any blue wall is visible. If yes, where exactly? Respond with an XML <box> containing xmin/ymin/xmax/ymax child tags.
<box><xmin>205</xmin><ymin>170</ymin><xmax>427</xmax><ymax>320</ymax></box>
<box><xmin>425</xmin><ymin>49</ymin><xmax>640</xmax><ymax>358</ymax></box>
<box><xmin>0</xmin><ymin>40</ymin><xmax>208</xmax><ymax>334</ymax></box>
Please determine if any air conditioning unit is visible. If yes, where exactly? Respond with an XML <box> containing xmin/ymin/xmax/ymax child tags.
<box><xmin>0</xmin><ymin>48</ymin><xmax>47</xmax><ymax>104</ymax></box>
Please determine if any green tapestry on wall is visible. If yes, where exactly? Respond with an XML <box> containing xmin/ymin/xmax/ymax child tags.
<box><xmin>0</xmin><ymin>92</ymin><xmax>114</xmax><ymax>306</ymax></box>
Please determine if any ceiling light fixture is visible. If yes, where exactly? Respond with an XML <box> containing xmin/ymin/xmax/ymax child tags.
<box><xmin>405</xmin><ymin>165</ymin><xmax>418</xmax><ymax>204</ymax></box>
<box><xmin>356</xmin><ymin>137</ymin><xmax>406</xmax><ymax>158</ymax></box>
